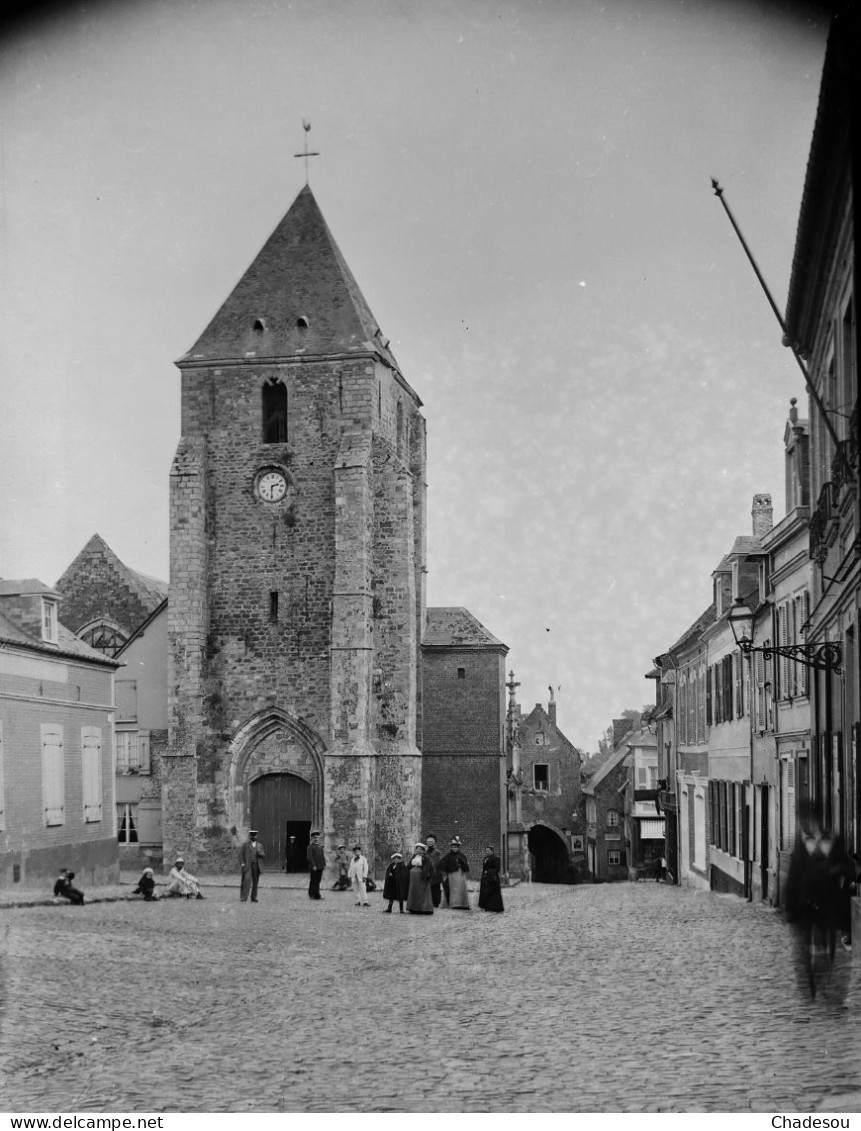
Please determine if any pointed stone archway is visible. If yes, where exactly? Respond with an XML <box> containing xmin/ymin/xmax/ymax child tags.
<box><xmin>527</xmin><ymin>822</ymin><xmax>573</xmax><ymax>884</ymax></box>
<box><xmin>227</xmin><ymin>707</ymin><xmax>326</xmax><ymax>843</ymax></box>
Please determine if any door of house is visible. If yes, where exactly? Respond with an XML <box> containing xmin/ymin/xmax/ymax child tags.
<box><xmin>250</xmin><ymin>774</ymin><xmax>312</xmax><ymax>871</ymax></box>
<box><xmin>760</xmin><ymin>784</ymin><xmax>769</xmax><ymax>901</ymax></box>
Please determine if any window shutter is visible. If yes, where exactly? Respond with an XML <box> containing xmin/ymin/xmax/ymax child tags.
<box><xmin>116</xmin><ymin>732</ymin><xmax>129</xmax><ymax>774</ymax></box>
<box><xmin>706</xmin><ymin>666</ymin><xmax>712</xmax><ymax>726</ymax></box>
<box><xmin>41</xmin><ymin>725</ymin><xmax>64</xmax><ymax>825</ymax></box>
<box><xmin>754</xmin><ymin>651</ymin><xmax>765</xmax><ymax>729</ymax></box>
<box><xmin>783</xmin><ymin>760</ymin><xmax>796</xmax><ymax>850</ymax></box>
<box><xmin>728</xmin><ymin>784</ymin><xmax>735</xmax><ymax>856</ymax></box>
<box><xmin>799</xmin><ymin>591</ymin><xmax>809</xmax><ymax>697</ymax></box>
<box><xmin>138</xmin><ymin>730</ymin><xmax>151</xmax><ymax>774</ymax></box>
<box><xmin>116</xmin><ymin>680</ymin><xmax>138</xmax><ymax>724</ymax></box>
<box><xmin>779</xmin><ymin>605</ymin><xmax>789</xmax><ymax>700</ymax></box>
<box><xmin>82</xmin><ymin>728</ymin><xmax>102</xmax><ymax>822</ymax></box>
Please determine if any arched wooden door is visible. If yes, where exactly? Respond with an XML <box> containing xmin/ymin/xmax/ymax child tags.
<box><xmin>250</xmin><ymin>774</ymin><xmax>312</xmax><ymax>872</ymax></box>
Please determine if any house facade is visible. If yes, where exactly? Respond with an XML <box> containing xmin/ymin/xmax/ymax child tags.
<box><xmin>623</xmin><ymin>729</ymin><xmax>662</xmax><ymax>881</ymax></box>
<box><xmin>0</xmin><ymin>580</ymin><xmax>120</xmax><ymax>887</ymax></box>
<box><xmin>783</xmin><ymin>20</ymin><xmax>859</xmax><ymax>877</ymax></box>
<box><xmin>114</xmin><ymin>600</ymin><xmax>168</xmax><ymax>866</ymax></box>
<box><xmin>584</xmin><ymin>720</ymin><xmax>634</xmax><ymax>883</ymax></box>
<box><xmin>505</xmin><ymin>688</ymin><xmax>585</xmax><ymax>882</ymax></box>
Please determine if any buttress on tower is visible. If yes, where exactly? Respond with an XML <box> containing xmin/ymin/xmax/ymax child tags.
<box><xmin>165</xmin><ymin>186</ymin><xmax>427</xmax><ymax>874</ymax></box>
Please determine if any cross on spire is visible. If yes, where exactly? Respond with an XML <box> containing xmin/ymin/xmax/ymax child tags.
<box><xmin>294</xmin><ymin>119</ymin><xmax>320</xmax><ymax>185</ymax></box>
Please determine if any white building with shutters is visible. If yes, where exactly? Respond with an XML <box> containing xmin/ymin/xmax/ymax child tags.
<box><xmin>113</xmin><ymin>599</ymin><xmax>168</xmax><ymax>864</ymax></box>
<box><xmin>759</xmin><ymin>402</ymin><xmax>812</xmax><ymax>905</ymax></box>
<box><xmin>0</xmin><ymin>579</ymin><xmax>121</xmax><ymax>888</ymax></box>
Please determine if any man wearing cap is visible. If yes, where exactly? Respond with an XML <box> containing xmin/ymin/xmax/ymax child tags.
<box><xmin>239</xmin><ymin>829</ymin><xmax>265</xmax><ymax>903</ymax></box>
<box><xmin>166</xmin><ymin>856</ymin><xmax>203</xmax><ymax>899</ymax></box>
<box><xmin>307</xmin><ymin>830</ymin><xmax>326</xmax><ymax>900</ymax></box>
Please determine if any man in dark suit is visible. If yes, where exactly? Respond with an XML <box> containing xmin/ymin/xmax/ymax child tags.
<box><xmin>240</xmin><ymin>829</ymin><xmax>265</xmax><ymax>902</ymax></box>
<box><xmin>307</xmin><ymin>829</ymin><xmax>326</xmax><ymax>900</ymax></box>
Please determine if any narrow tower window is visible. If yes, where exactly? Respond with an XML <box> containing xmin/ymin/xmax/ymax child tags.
<box><xmin>269</xmin><ymin>591</ymin><xmax>279</xmax><ymax>624</ymax></box>
<box><xmin>397</xmin><ymin>401</ymin><xmax>404</xmax><ymax>454</ymax></box>
<box><xmin>262</xmin><ymin>378</ymin><xmax>288</xmax><ymax>443</ymax></box>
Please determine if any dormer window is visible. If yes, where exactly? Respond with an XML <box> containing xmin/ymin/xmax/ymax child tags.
<box><xmin>41</xmin><ymin>598</ymin><xmax>58</xmax><ymax>644</ymax></box>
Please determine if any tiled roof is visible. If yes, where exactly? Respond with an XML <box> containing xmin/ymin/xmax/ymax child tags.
<box><xmin>423</xmin><ymin>607</ymin><xmax>506</xmax><ymax>648</ymax></box>
<box><xmin>180</xmin><ymin>185</ymin><xmax>402</xmax><ymax>374</ymax></box>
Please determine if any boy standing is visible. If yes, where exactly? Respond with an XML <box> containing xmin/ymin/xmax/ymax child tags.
<box><xmin>348</xmin><ymin>844</ymin><xmax>370</xmax><ymax>907</ymax></box>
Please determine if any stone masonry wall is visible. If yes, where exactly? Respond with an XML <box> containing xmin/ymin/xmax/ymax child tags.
<box><xmin>421</xmin><ymin>647</ymin><xmax>505</xmax><ymax>866</ymax></box>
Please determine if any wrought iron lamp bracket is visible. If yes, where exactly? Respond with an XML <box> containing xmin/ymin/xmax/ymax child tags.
<box><xmin>737</xmin><ymin>639</ymin><xmax>842</xmax><ymax>673</ymax></box>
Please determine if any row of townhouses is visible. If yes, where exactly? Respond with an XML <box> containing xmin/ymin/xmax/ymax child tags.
<box><xmin>649</xmin><ymin>22</ymin><xmax>859</xmax><ymax>941</ymax></box>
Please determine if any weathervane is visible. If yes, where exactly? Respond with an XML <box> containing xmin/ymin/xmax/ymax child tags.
<box><xmin>294</xmin><ymin>119</ymin><xmax>320</xmax><ymax>185</ymax></box>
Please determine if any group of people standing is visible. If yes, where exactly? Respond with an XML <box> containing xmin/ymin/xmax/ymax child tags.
<box><xmin>382</xmin><ymin>835</ymin><xmax>504</xmax><ymax>915</ymax></box>
<box><xmin>53</xmin><ymin>828</ymin><xmax>505</xmax><ymax>913</ymax></box>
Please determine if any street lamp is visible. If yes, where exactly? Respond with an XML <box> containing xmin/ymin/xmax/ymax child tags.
<box><xmin>727</xmin><ymin>596</ymin><xmax>841</xmax><ymax>672</ymax></box>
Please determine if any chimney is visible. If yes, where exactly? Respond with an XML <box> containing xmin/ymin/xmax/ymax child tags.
<box><xmin>751</xmin><ymin>493</ymin><xmax>773</xmax><ymax>539</ymax></box>
<box><xmin>548</xmin><ymin>685</ymin><xmax>557</xmax><ymax>726</ymax></box>
<box><xmin>612</xmin><ymin>717</ymin><xmax>634</xmax><ymax>747</ymax></box>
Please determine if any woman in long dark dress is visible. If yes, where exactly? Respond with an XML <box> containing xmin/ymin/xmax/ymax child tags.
<box><xmin>406</xmin><ymin>844</ymin><xmax>434</xmax><ymax>914</ymax></box>
<box><xmin>439</xmin><ymin>840</ymin><xmax>471</xmax><ymax>909</ymax></box>
<box><xmin>478</xmin><ymin>846</ymin><xmax>504</xmax><ymax>912</ymax></box>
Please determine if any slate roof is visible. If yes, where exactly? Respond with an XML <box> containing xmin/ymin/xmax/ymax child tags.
<box><xmin>666</xmin><ymin>603</ymin><xmax>716</xmax><ymax>655</ymax></box>
<box><xmin>423</xmin><ymin>608</ymin><xmax>507</xmax><ymax>649</ymax></box>
<box><xmin>0</xmin><ymin>579</ymin><xmax>59</xmax><ymax>597</ymax></box>
<box><xmin>0</xmin><ymin>607</ymin><xmax>120</xmax><ymax>667</ymax></box>
<box><xmin>180</xmin><ymin>185</ymin><xmax>403</xmax><ymax>375</ymax></box>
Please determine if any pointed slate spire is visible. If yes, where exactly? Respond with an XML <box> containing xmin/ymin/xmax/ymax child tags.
<box><xmin>180</xmin><ymin>186</ymin><xmax>399</xmax><ymax>369</ymax></box>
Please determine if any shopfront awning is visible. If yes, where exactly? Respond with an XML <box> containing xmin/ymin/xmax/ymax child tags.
<box><xmin>638</xmin><ymin>818</ymin><xmax>666</xmax><ymax>840</ymax></box>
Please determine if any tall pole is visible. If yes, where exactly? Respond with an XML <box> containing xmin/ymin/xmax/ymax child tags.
<box><xmin>711</xmin><ymin>178</ymin><xmax>841</xmax><ymax>449</ymax></box>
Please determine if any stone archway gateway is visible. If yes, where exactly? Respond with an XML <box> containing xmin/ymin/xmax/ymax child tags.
<box><xmin>227</xmin><ymin>707</ymin><xmax>326</xmax><ymax>847</ymax></box>
<box><xmin>527</xmin><ymin>823</ymin><xmax>572</xmax><ymax>883</ymax></box>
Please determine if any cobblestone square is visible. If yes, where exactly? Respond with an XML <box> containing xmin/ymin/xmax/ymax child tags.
<box><xmin>2</xmin><ymin>879</ymin><xmax>860</xmax><ymax>1113</ymax></box>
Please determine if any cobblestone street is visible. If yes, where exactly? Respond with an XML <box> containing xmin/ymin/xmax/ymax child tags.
<box><xmin>2</xmin><ymin>878</ymin><xmax>860</xmax><ymax>1113</ymax></box>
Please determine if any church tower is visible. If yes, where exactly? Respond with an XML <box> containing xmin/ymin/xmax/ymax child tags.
<box><xmin>165</xmin><ymin>185</ymin><xmax>427</xmax><ymax>874</ymax></box>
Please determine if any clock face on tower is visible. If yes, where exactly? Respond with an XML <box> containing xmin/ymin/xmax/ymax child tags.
<box><xmin>256</xmin><ymin>469</ymin><xmax>288</xmax><ymax>502</ymax></box>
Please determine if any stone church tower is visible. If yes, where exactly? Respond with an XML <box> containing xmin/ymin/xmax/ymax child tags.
<box><xmin>164</xmin><ymin>185</ymin><xmax>427</xmax><ymax>874</ymax></box>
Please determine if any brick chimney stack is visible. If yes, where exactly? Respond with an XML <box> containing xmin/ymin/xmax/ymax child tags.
<box><xmin>548</xmin><ymin>685</ymin><xmax>557</xmax><ymax>726</ymax></box>
<box><xmin>751</xmin><ymin>493</ymin><xmax>773</xmax><ymax>539</ymax></box>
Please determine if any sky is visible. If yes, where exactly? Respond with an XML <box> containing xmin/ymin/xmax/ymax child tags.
<box><xmin>0</xmin><ymin>0</ymin><xmax>831</xmax><ymax>751</ymax></box>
